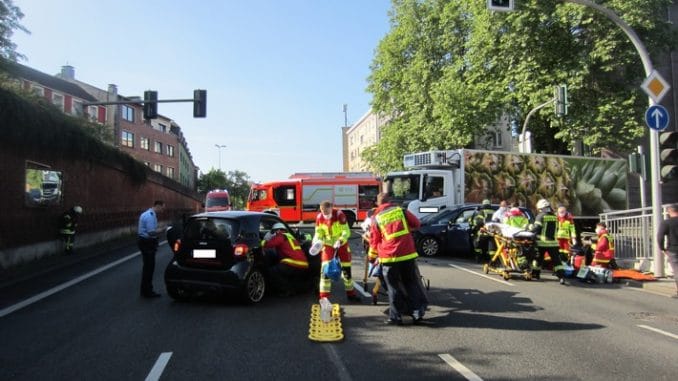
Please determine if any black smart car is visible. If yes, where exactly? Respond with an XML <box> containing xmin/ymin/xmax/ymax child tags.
<box><xmin>413</xmin><ymin>204</ymin><xmax>534</xmax><ymax>257</ymax></box>
<box><xmin>164</xmin><ymin>211</ymin><xmax>316</xmax><ymax>304</ymax></box>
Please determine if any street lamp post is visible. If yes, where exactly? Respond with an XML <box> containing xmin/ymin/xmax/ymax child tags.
<box><xmin>215</xmin><ymin>144</ymin><xmax>226</xmax><ymax>171</ymax></box>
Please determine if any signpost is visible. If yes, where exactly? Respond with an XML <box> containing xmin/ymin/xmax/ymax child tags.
<box><xmin>645</xmin><ymin>105</ymin><xmax>670</xmax><ymax>131</ymax></box>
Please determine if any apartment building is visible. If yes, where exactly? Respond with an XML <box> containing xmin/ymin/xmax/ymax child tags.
<box><xmin>3</xmin><ymin>61</ymin><xmax>198</xmax><ymax>189</ymax></box>
<box><xmin>343</xmin><ymin>109</ymin><xmax>388</xmax><ymax>172</ymax></box>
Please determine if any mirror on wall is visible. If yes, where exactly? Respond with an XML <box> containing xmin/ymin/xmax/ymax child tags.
<box><xmin>25</xmin><ymin>161</ymin><xmax>63</xmax><ymax>207</ymax></box>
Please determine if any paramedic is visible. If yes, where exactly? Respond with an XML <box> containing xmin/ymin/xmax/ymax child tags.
<box><xmin>531</xmin><ymin>199</ymin><xmax>566</xmax><ymax>284</ymax></box>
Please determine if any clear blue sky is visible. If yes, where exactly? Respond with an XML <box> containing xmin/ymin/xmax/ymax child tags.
<box><xmin>12</xmin><ymin>0</ymin><xmax>392</xmax><ymax>183</ymax></box>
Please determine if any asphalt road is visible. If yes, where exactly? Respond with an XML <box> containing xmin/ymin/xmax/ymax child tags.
<box><xmin>1</xmin><ymin>231</ymin><xmax>678</xmax><ymax>380</ymax></box>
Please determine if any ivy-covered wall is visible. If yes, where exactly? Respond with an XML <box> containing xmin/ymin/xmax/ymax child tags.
<box><xmin>0</xmin><ymin>85</ymin><xmax>201</xmax><ymax>266</ymax></box>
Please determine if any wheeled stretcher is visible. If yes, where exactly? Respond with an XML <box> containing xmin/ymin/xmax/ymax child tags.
<box><xmin>481</xmin><ymin>223</ymin><xmax>537</xmax><ymax>281</ymax></box>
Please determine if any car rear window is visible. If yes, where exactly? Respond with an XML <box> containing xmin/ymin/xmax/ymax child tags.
<box><xmin>184</xmin><ymin>218</ymin><xmax>239</xmax><ymax>240</ymax></box>
<box><xmin>206</xmin><ymin>196</ymin><xmax>230</xmax><ymax>208</ymax></box>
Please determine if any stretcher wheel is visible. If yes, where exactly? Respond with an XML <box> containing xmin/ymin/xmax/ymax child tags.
<box><xmin>482</xmin><ymin>264</ymin><xmax>489</xmax><ymax>274</ymax></box>
<box><xmin>503</xmin><ymin>271</ymin><xmax>511</xmax><ymax>281</ymax></box>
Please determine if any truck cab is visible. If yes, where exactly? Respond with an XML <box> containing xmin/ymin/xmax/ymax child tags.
<box><xmin>384</xmin><ymin>151</ymin><xmax>464</xmax><ymax>219</ymax></box>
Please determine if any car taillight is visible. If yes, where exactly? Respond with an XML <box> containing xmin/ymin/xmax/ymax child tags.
<box><xmin>234</xmin><ymin>243</ymin><xmax>249</xmax><ymax>257</ymax></box>
<box><xmin>173</xmin><ymin>239</ymin><xmax>181</xmax><ymax>253</ymax></box>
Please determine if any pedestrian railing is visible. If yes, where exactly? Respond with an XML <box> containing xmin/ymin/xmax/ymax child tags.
<box><xmin>599</xmin><ymin>205</ymin><xmax>669</xmax><ymax>261</ymax></box>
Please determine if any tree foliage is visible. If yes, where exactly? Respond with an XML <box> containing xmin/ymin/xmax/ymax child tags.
<box><xmin>366</xmin><ymin>0</ymin><xmax>676</xmax><ymax>173</ymax></box>
<box><xmin>0</xmin><ymin>0</ymin><xmax>29</xmax><ymax>61</ymax></box>
<box><xmin>197</xmin><ymin>169</ymin><xmax>251</xmax><ymax>210</ymax></box>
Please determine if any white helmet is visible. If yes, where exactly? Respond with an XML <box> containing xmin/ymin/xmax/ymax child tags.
<box><xmin>272</xmin><ymin>222</ymin><xmax>286</xmax><ymax>231</ymax></box>
<box><xmin>536</xmin><ymin>199</ymin><xmax>550</xmax><ymax>210</ymax></box>
<box><xmin>73</xmin><ymin>206</ymin><xmax>83</xmax><ymax>214</ymax></box>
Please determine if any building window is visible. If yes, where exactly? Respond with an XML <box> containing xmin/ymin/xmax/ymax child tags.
<box><xmin>31</xmin><ymin>85</ymin><xmax>44</xmax><ymax>96</ymax></box>
<box><xmin>72</xmin><ymin>100</ymin><xmax>84</xmax><ymax>117</ymax></box>
<box><xmin>493</xmin><ymin>130</ymin><xmax>503</xmax><ymax>148</ymax></box>
<box><xmin>166</xmin><ymin>167</ymin><xmax>175</xmax><ymax>178</ymax></box>
<box><xmin>153</xmin><ymin>164</ymin><xmax>162</xmax><ymax>173</ymax></box>
<box><xmin>154</xmin><ymin>141</ymin><xmax>162</xmax><ymax>153</ymax></box>
<box><xmin>52</xmin><ymin>93</ymin><xmax>64</xmax><ymax>111</ymax></box>
<box><xmin>122</xmin><ymin>105</ymin><xmax>135</xmax><ymax>122</ymax></box>
<box><xmin>157</xmin><ymin>123</ymin><xmax>167</xmax><ymax>133</ymax></box>
<box><xmin>140</xmin><ymin>137</ymin><xmax>150</xmax><ymax>150</ymax></box>
<box><xmin>167</xmin><ymin>145</ymin><xmax>175</xmax><ymax>157</ymax></box>
<box><xmin>122</xmin><ymin>130</ymin><xmax>134</xmax><ymax>147</ymax></box>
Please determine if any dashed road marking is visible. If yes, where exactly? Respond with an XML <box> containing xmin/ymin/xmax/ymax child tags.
<box><xmin>352</xmin><ymin>281</ymin><xmax>373</xmax><ymax>298</ymax></box>
<box><xmin>323</xmin><ymin>344</ymin><xmax>353</xmax><ymax>381</ymax></box>
<box><xmin>637</xmin><ymin>324</ymin><xmax>678</xmax><ymax>340</ymax></box>
<box><xmin>438</xmin><ymin>353</ymin><xmax>483</xmax><ymax>381</ymax></box>
<box><xmin>448</xmin><ymin>264</ymin><xmax>515</xmax><ymax>287</ymax></box>
<box><xmin>145</xmin><ymin>352</ymin><xmax>172</xmax><ymax>381</ymax></box>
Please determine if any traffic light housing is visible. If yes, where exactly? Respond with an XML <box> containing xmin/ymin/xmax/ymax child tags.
<box><xmin>487</xmin><ymin>0</ymin><xmax>514</xmax><ymax>11</ymax></box>
<box><xmin>660</xmin><ymin>131</ymin><xmax>678</xmax><ymax>182</ymax></box>
<box><xmin>143</xmin><ymin>90</ymin><xmax>158</xmax><ymax>119</ymax></box>
<box><xmin>194</xmin><ymin>89</ymin><xmax>207</xmax><ymax>118</ymax></box>
<box><xmin>555</xmin><ymin>84</ymin><xmax>568</xmax><ymax>117</ymax></box>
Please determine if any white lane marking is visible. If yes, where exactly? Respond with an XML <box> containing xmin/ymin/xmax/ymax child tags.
<box><xmin>438</xmin><ymin>353</ymin><xmax>483</xmax><ymax>381</ymax></box>
<box><xmin>145</xmin><ymin>352</ymin><xmax>172</xmax><ymax>381</ymax></box>
<box><xmin>448</xmin><ymin>264</ymin><xmax>515</xmax><ymax>287</ymax></box>
<box><xmin>352</xmin><ymin>281</ymin><xmax>373</xmax><ymax>298</ymax></box>
<box><xmin>0</xmin><ymin>245</ymin><xmax>155</xmax><ymax>318</ymax></box>
<box><xmin>637</xmin><ymin>324</ymin><xmax>678</xmax><ymax>340</ymax></box>
<box><xmin>322</xmin><ymin>344</ymin><xmax>353</xmax><ymax>381</ymax></box>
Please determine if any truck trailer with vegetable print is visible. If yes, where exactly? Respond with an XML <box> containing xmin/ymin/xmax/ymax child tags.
<box><xmin>384</xmin><ymin>149</ymin><xmax>627</xmax><ymax>219</ymax></box>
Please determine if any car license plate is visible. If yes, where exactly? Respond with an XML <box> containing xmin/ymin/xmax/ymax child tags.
<box><xmin>193</xmin><ymin>249</ymin><xmax>216</xmax><ymax>259</ymax></box>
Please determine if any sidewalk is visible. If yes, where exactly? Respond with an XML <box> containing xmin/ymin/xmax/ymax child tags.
<box><xmin>0</xmin><ymin>235</ymin><xmax>139</xmax><ymax>290</ymax></box>
<box><xmin>620</xmin><ymin>277</ymin><xmax>677</xmax><ymax>298</ymax></box>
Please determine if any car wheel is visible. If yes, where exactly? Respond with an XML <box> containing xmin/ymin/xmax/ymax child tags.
<box><xmin>241</xmin><ymin>268</ymin><xmax>266</xmax><ymax>304</ymax></box>
<box><xmin>167</xmin><ymin>285</ymin><xmax>189</xmax><ymax>301</ymax></box>
<box><xmin>419</xmin><ymin>236</ymin><xmax>440</xmax><ymax>257</ymax></box>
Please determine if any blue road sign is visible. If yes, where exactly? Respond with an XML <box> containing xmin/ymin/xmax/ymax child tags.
<box><xmin>645</xmin><ymin>105</ymin><xmax>670</xmax><ymax>131</ymax></box>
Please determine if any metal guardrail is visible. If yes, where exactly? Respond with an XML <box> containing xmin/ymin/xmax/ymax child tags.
<box><xmin>599</xmin><ymin>206</ymin><xmax>669</xmax><ymax>261</ymax></box>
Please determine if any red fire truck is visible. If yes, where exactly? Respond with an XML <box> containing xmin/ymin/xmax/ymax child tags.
<box><xmin>246</xmin><ymin>172</ymin><xmax>380</xmax><ymax>227</ymax></box>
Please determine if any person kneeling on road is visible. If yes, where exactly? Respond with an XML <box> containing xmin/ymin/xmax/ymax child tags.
<box><xmin>263</xmin><ymin>223</ymin><xmax>310</xmax><ymax>296</ymax></box>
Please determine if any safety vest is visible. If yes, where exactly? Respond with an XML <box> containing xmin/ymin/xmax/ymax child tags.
<box><xmin>264</xmin><ymin>232</ymin><xmax>308</xmax><ymax>269</ymax></box>
<box><xmin>534</xmin><ymin>213</ymin><xmax>559</xmax><ymax>247</ymax></box>
<box><xmin>556</xmin><ymin>217</ymin><xmax>576</xmax><ymax>240</ymax></box>
<box><xmin>506</xmin><ymin>215</ymin><xmax>529</xmax><ymax>229</ymax></box>
<box><xmin>314</xmin><ymin>210</ymin><xmax>351</xmax><ymax>247</ymax></box>
<box><xmin>472</xmin><ymin>208</ymin><xmax>494</xmax><ymax>236</ymax></box>
<box><xmin>374</xmin><ymin>205</ymin><xmax>418</xmax><ymax>264</ymax></box>
<box><xmin>59</xmin><ymin>212</ymin><xmax>76</xmax><ymax>235</ymax></box>
<box><xmin>593</xmin><ymin>232</ymin><xmax>615</xmax><ymax>263</ymax></box>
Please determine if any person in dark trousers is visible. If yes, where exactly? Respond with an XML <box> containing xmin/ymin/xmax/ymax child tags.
<box><xmin>263</xmin><ymin>223</ymin><xmax>310</xmax><ymax>296</ymax></box>
<box><xmin>138</xmin><ymin>200</ymin><xmax>165</xmax><ymax>298</ymax></box>
<box><xmin>59</xmin><ymin>206</ymin><xmax>82</xmax><ymax>254</ymax></box>
<box><xmin>658</xmin><ymin>203</ymin><xmax>678</xmax><ymax>299</ymax></box>
<box><xmin>370</xmin><ymin>193</ymin><xmax>427</xmax><ymax>325</ymax></box>
<box><xmin>471</xmin><ymin>199</ymin><xmax>495</xmax><ymax>263</ymax></box>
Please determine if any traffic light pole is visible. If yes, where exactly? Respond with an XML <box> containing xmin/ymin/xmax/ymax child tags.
<box><xmin>564</xmin><ymin>0</ymin><xmax>664</xmax><ymax>276</ymax></box>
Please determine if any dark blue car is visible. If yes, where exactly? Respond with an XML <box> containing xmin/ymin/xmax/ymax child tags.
<box><xmin>413</xmin><ymin>204</ymin><xmax>534</xmax><ymax>257</ymax></box>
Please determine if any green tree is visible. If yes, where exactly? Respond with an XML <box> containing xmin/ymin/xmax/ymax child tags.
<box><xmin>0</xmin><ymin>0</ymin><xmax>29</xmax><ymax>61</ymax></box>
<box><xmin>197</xmin><ymin>169</ymin><xmax>251</xmax><ymax>210</ymax></box>
<box><xmin>366</xmin><ymin>0</ymin><xmax>675</xmax><ymax>173</ymax></box>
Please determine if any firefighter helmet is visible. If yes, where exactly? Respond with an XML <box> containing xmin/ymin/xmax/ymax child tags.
<box><xmin>272</xmin><ymin>222</ymin><xmax>286</xmax><ymax>231</ymax></box>
<box><xmin>536</xmin><ymin>199</ymin><xmax>550</xmax><ymax>210</ymax></box>
<box><xmin>73</xmin><ymin>206</ymin><xmax>83</xmax><ymax>214</ymax></box>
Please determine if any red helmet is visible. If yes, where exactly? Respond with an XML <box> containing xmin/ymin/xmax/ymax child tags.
<box><xmin>509</xmin><ymin>207</ymin><xmax>522</xmax><ymax>216</ymax></box>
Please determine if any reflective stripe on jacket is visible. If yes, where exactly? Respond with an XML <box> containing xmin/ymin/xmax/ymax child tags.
<box><xmin>313</xmin><ymin>209</ymin><xmax>351</xmax><ymax>247</ymax></box>
<box><xmin>264</xmin><ymin>232</ymin><xmax>309</xmax><ymax>269</ymax></box>
<box><xmin>556</xmin><ymin>217</ymin><xmax>576</xmax><ymax>239</ymax></box>
<box><xmin>533</xmin><ymin>212</ymin><xmax>559</xmax><ymax>247</ymax></box>
<box><xmin>370</xmin><ymin>203</ymin><xmax>420</xmax><ymax>264</ymax></box>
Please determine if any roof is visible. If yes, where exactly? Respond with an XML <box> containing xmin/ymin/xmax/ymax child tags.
<box><xmin>190</xmin><ymin>211</ymin><xmax>273</xmax><ymax>219</ymax></box>
<box><xmin>2</xmin><ymin>60</ymin><xmax>98</xmax><ymax>102</ymax></box>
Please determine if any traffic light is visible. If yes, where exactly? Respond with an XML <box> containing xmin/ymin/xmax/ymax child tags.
<box><xmin>487</xmin><ymin>0</ymin><xmax>514</xmax><ymax>11</ymax></box>
<box><xmin>193</xmin><ymin>89</ymin><xmax>207</xmax><ymax>118</ymax></box>
<box><xmin>143</xmin><ymin>90</ymin><xmax>158</xmax><ymax>119</ymax></box>
<box><xmin>555</xmin><ymin>84</ymin><xmax>568</xmax><ymax>117</ymax></box>
<box><xmin>660</xmin><ymin>131</ymin><xmax>678</xmax><ymax>182</ymax></box>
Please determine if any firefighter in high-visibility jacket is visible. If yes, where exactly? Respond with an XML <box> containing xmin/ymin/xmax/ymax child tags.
<box><xmin>59</xmin><ymin>205</ymin><xmax>82</xmax><ymax>254</ymax></box>
<box><xmin>370</xmin><ymin>193</ymin><xmax>427</xmax><ymax>325</ymax></box>
<box><xmin>592</xmin><ymin>222</ymin><xmax>615</xmax><ymax>268</ymax></box>
<box><xmin>263</xmin><ymin>222</ymin><xmax>309</xmax><ymax>296</ymax></box>
<box><xmin>471</xmin><ymin>199</ymin><xmax>495</xmax><ymax>263</ymax></box>
<box><xmin>556</xmin><ymin>206</ymin><xmax>577</xmax><ymax>263</ymax></box>
<box><xmin>313</xmin><ymin>201</ymin><xmax>361</xmax><ymax>302</ymax></box>
<box><xmin>531</xmin><ymin>199</ymin><xmax>567</xmax><ymax>284</ymax></box>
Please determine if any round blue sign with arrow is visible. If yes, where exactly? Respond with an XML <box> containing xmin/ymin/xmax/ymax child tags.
<box><xmin>645</xmin><ymin>104</ymin><xmax>670</xmax><ymax>131</ymax></box>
